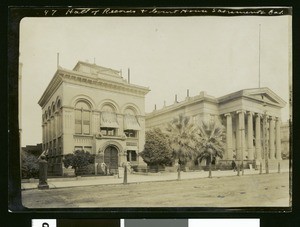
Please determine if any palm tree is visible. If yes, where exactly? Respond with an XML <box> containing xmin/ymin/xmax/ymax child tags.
<box><xmin>165</xmin><ymin>114</ymin><xmax>198</xmax><ymax>180</ymax></box>
<box><xmin>196</xmin><ymin>120</ymin><xmax>225</xmax><ymax>178</ymax></box>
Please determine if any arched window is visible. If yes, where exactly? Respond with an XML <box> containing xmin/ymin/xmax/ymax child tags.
<box><xmin>52</xmin><ymin>102</ymin><xmax>55</xmax><ymax>114</ymax></box>
<box><xmin>100</xmin><ymin>104</ymin><xmax>119</xmax><ymax>136</ymax></box>
<box><xmin>56</xmin><ymin>99</ymin><xmax>62</xmax><ymax>134</ymax></box>
<box><xmin>57</xmin><ymin>99</ymin><xmax>61</xmax><ymax>109</ymax></box>
<box><xmin>124</xmin><ymin>107</ymin><xmax>140</xmax><ymax>138</ymax></box>
<box><xmin>75</xmin><ymin>101</ymin><xmax>91</xmax><ymax>135</ymax></box>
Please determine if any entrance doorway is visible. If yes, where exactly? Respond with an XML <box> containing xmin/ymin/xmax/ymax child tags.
<box><xmin>104</xmin><ymin>146</ymin><xmax>119</xmax><ymax>174</ymax></box>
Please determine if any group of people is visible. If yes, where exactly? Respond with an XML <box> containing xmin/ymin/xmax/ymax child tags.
<box><xmin>99</xmin><ymin>162</ymin><xmax>132</xmax><ymax>175</ymax></box>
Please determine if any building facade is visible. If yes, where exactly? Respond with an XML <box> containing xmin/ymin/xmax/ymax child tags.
<box><xmin>146</xmin><ymin>88</ymin><xmax>286</xmax><ymax>167</ymax></box>
<box><xmin>38</xmin><ymin>61</ymin><xmax>150</xmax><ymax>176</ymax></box>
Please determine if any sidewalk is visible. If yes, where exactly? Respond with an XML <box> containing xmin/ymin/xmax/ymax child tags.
<box><xmin>21</xmin><ymin>167</ymin><xmax>290</xmax><ymax>190</ymax></box>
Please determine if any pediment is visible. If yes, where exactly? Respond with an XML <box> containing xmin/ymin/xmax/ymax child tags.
<box><xmin>244</xmin><ymin>88</ymin><xmax>286</xmax><ymax>108</ymax></box>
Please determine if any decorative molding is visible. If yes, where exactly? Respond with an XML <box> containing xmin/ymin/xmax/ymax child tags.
<box><xmin>60</xmin><ymin>69</ymin><xmax>150</xmax><ymax>97</ymax></box>
<box><xmin>38</xmin><ymin>72</ymin><xmax>63</xmax><ymax>108</ymax></box>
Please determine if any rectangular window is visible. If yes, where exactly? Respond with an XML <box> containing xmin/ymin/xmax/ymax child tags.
<box><xmin>131</xmin><ymin>151</ymin><xmax>137</xmax><ymax>161</ymax></box>
<box><xmin>127</xmin><ymin>150</ymin><xmax>137</xmax><ymax>162</ymax></box>
<box><xmin>82</xmin><ymin>110</ymin><xmax>90</xmax><ymax>134</ymax></box>
<box><xmin>75</xmin><ymin>110</ymin><xmax>82</xmax><ymax>134</ymax></box>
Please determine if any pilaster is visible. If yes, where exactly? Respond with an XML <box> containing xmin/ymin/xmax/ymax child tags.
<box><xmin>237</xmin><ymin>110</ymin><xmax>246</xmax><ymax>161</ymax></box>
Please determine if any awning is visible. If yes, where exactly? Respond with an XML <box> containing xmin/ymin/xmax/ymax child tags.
<box><xmin>124</xmin><ymin>115</ymin><xmax>141</xmax><ymax>130</ymax></box>
<box><xmin>100</xmin><ymin>112</ymin><xmax>119</xmax><ymax>128</ymax></box>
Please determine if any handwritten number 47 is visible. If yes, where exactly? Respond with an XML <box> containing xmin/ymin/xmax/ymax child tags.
<box><xmin>44</xmin><ymin>10</ymin><xmax>57</xmax><ymax>16</ymax></box>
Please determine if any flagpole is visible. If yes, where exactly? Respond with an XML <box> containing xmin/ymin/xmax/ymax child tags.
<box><xmin>258</xmin><ymin>24</ymin><xmax>261</xmax><ymax>88</ymax></box>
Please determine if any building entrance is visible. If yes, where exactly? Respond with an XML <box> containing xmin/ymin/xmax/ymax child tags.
<box><xmin>104</xmin><ymin>146</ymin><xmax>119</xmax><ymax>174</ymax></box>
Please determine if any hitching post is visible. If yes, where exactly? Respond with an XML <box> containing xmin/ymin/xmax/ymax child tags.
<box><xmin>123</xmin><ymin>164</ymin><xmax>128</xmax><ymax>184</ymax></box>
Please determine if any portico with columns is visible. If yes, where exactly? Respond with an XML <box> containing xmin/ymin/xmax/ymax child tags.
<box><xmin>219</xmin><ymin>88</ymin><xmax>286</xmax><ymax>164</ymax></box>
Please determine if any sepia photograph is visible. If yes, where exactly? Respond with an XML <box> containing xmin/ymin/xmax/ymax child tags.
<box><xmin>15</xmin><ymin>7</ymin><xmax>291</xmax><ymax>210</ymax></box>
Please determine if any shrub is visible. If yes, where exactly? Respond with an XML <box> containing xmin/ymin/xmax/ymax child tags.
<box><xmin>63</xmin><ymin>150</ymin><xmax>95</xmax><ymax>176</ymax></box>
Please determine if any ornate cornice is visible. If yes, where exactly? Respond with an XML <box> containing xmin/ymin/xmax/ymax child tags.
<box><xmin>60</xmin><ymin>68</ymin><xmax>150</xmax><ymax>97</ymax></box>
<box><xmin>38</xmin><ymin>66</ymin><xmax>150</xmax><ymax>108</ymax></box>
<box><xmin>146</xmin><ymin>94</ymin><xmax>218</xmax><ymax>119</ymax></box>
<box><xmin>38</xmin><ymin>71</ymin><xmax>63</xmax><ymax>108</ymax></box>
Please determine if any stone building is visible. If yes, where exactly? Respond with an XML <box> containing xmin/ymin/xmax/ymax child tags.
<box><xmin>38</xmin><ymin>61</ymin><xmax>150</xmax><ymax>176</ymax></box>
<box><xmin>146</xmin><ymin>88</ymin><xmax>286</xmax><ymax>167</ymax></box>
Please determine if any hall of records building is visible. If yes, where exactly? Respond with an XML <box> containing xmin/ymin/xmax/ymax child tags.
<box><xmin>38</xmin><ymin>61</ymin><xmax>150</xmax><ymax>176</ymax></box>
<box><xmin>146</xmin><ymin>88</ymin><xmax>287</xmax><ymax>168</ymax></box>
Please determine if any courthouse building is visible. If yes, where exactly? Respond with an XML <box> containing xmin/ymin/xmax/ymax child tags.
<box><xmin>38</xmin><ymin>61</ymin><xmax>150</xmax><ymax>176</ymax></box>
<box><xmin>146</xmin><ymin>88</ymin><xmax>287</xmax><ymax>167</ymax></box>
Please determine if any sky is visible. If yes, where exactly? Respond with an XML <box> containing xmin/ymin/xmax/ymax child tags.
<box><xmin>19</xmin><ymin>15</ymin><xmax>291</xmax><ymax>147</ymax></box>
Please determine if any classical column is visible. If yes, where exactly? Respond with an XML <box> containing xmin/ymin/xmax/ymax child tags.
<box><xmin>255</xmin><ymin>114</ymin><xmax>262</xmax><ymax>160</ymax></box>
<box><xmin>269</xmin><ymin>116</ymin><xmax>276</xmax><ymax>160</ymax></box>
<box><xmin>247</xmin><ymin>112</ymin><xmax>254</xmax><ymax>160</ymax></box>
<box><xmin>237</xmin><ymin>110</ymin><xmax>246</xmax><ymax>160</ymax></box>
<box><xmin>236</xmin><ymin>114</ymin><xmax>241</xmax><ymax>160</ymax></box>
<box><xmin>225</xmin><ymin>113</ymin><xmax>233</xmax><ymax>160</ymax></box>
<box><xmin>275</xmin><ymin>117</ymin><xmax>282</xmax><ymax>160</ymax></box>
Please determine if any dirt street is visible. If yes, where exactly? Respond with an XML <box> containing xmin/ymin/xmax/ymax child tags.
<box><xmin>22</xmin><ymin>172</ymin><xmax>290</xmax><ymax>208</ymax></box>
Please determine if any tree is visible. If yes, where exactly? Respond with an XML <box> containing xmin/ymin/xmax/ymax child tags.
<box><xmin>165</xmin><ymin>114</ymin><xmax>198</xmax><ymax>180</ymax></box>
<box><xmin>196</xmin><ymin>120</ymin><xmax>225</xmax><ymax>178</ymax></box>
<box><xmin>63</xmin><ymin>150</ymin><xmax>95</xmax><ymax>176</ymax></box>
<box><xmin>140</xmin><ymin>128</ymin><xmax>173</xmax><ymax>168</ymax></box>
<box><xmin>21</xmin><ymin>151</ymin><xmax>39</xmax><ymax>179</ymax></box>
